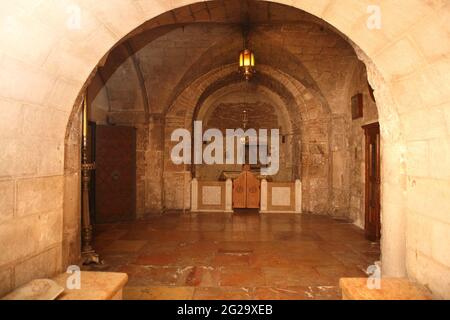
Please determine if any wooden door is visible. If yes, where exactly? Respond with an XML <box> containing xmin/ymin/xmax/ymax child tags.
<box><xmin>246</xmin><ymin>171</ymin><xmax>260</xmax><ymax>208</ymax></box>
<box><xmin>232</xmin><ymin>166</ymin><xmax>260</xmax><ymax>209</ymax></box>
<box><xmin>233</xmin><ymin>171</ymin><xmax>247</xmax><ymax>209</ymax></box>
<box><xmin>363</xmin><ymin>122</ymin><xmax>381</xmax><ymax>241</ymax></box>
<box><xmin>95</xmin><ymin>125</ymin><xmax>136</xmax><ymax>223</ymax></box>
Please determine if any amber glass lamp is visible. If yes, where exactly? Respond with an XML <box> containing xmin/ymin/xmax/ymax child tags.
<box><xmin>239</xmin><ymin>48</ymin><xmax>255</xmax><ymax>81</ymax></box>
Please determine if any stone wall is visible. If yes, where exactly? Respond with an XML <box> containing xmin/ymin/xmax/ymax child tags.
<box><xmin>0</xmin><ymin>0</ymin><xmax>448</xmax><ymax>298</ymax></box>
<box><xmin>347</xmin><ymin>65</ymin><xmax>379</xmax><ymax>228</ymax></box>
<box><xmin>90</xmin><ymin>20</ymin><xmax>365</xmax><ymax>216</ymax></box>
<box><xmin>198</xmin><ymin>86</ymin><xmax>294</xmax><ymax>182</ymax></box>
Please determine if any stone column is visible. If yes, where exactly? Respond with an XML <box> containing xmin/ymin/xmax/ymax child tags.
<box><xmin>355</xmin><ymin>47</ymin><xmax>407</xmax><ymax>278</ymax></box>
<box><xmin>260</xmin><ymin>178</ymin><xmax>268</xmax><ymax>213</ymax></box>
<box><xmin>295</xmin><ymin>179</ymin><xmax>302</xmax><ymax>214</ymax></box>
<box><xmin>191</xmin><ymin>178</ymin><xmax>198</xmax><ymax>212</ymax></box>
<box><xmin>380</xmin><ymin>142</ymin><xmax>407</xmax><ymax>277</ymax></box>
<box><xmin>225</xmin><ymin>178</ymin><xmax>233</xmax><ymax>213</ymax></box>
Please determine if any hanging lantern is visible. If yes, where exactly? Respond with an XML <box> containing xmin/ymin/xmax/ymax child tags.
<box><xmin>239</xmin><ymin>48</ymin><xmax>255</xmax><ymax>81</ymax></box>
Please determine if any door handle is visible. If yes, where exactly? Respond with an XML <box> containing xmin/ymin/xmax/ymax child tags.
<box><xmin>111</xmin><ymin>170</ymin><xmax>120</xmax><ymax>181</ymax></box>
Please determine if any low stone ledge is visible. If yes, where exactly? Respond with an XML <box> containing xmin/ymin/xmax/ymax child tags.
<box><xmin>1</xmin><ymin>279</ymin><xmax>64</xmax><ymax>300</ymax></box>
<box><xmin>339</xmin><ymin>278</ymin><xmax>432</xmax><ymax>300</ymax></box>
<box><xmin>1</xmin><ymin>272</ymin><xmax>128</xmax><ymax>300</ymax></box>
<box><xmin>52</xmin><ymin>271</ymin><xmax>128</xmax><ymax>300</ymax></box>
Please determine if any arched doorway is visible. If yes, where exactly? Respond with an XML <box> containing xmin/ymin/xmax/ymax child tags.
<box><xmin>0</xmin><ymin>0</ymin><xmax>448</xmax><ymax>299</ymax></box>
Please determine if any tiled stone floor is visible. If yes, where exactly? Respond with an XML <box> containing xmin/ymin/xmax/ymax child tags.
<box><xmin>89</xmin><ymin>211</ymin><xmax>380</xmax><ymax>300</ymax></box>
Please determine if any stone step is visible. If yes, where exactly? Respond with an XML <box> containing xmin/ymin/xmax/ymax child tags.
<box><xmin>52</xmin><ymin>271</ymin><xmax>128</xmax><ymax>300</ymax></box>
<box><xmin>1</xmin><ymin>271</ymin><xmax>128</xmax><ymax>300</ymax></box>
<box><xmin>339</xmin><ymin>278</ymin><xmax>432</xmax><ymax>300</ymax></box>
<box><xmin>1</xmin><ymin>279</ymin><xmax>64</xmax><ymax>300</ymax></box>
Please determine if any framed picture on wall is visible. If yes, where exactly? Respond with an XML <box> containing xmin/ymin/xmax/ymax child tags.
<box><xmin>351</xmin><ymin>93</ymin><xmax>363</xmax><ymax>120</ymax></box>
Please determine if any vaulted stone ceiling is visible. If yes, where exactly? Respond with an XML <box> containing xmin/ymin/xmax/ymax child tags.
<box><xmin>89</xmin><ymin>0</ymin><xmax>360</xmax><ymax>121</ymax></box>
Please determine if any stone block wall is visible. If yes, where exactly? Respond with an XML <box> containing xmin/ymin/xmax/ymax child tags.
<box><xmin>0</xmin><ymin>0</ymin><xmax>448</xmax><ymax>298</ymax></box>
<box><xmin>89</xmin><ymin>20</ymin><xmax>377</xmax><ymax>218</ymax></box>
<box><xmin>347</xmin><ymin>65</ymin><xmax>379</xmax><ymax>228</ymax></box>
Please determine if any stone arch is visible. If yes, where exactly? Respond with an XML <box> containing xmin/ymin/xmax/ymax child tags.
<box><xmin>196</xmin><ymin>83</ymin><xmax>293</xmax><ymax>135</ymax></box>
<box><xmin>166</xmin><ymin>63</ymin><xmax>328</xmax><ymax>125</ymax></box>
<box><xmin>163</xmin><ymin>28</ymin><xmax>326</xmax><ymax>116</ymax></box>
<box><xmin>165</xmin><ymin>62</ymin><xmax>332</xmax><ymax>212</ymax></box>
<box><xmin>194</xmin><ymin>82</ymin><xmax>294</xmax><ymax>180</ymax></box>
<box><xmin>0</xmin><ymin>0</ymin><xmax>448</xmax><ymax>297</ymax></box>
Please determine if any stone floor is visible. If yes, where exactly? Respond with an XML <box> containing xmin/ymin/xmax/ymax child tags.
<box><xmin>89</xmin><ymin>211</ymin><xmax>380</xmax><ymax>300</ymax></box>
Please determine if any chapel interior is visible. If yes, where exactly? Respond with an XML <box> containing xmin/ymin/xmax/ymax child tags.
<box><xmin>0</xmin><ymin>0</ymin><xmax>449</xmax><ymax>301</ymax></box>
<box><xmin>83</xmin><ymin>1</ymin><xmax>380</xmax><ymax>299</ymax></box>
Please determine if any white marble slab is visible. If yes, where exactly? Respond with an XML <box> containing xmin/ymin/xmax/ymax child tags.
<box><xmin>202</xmin><ymin>186</ymin><xmax>222</xmax><ymax>205</ymax></box>
<box><xmin>272</xmin><ymin>187</ymin><xmax>291</xmax><ymax>206</ymax></box>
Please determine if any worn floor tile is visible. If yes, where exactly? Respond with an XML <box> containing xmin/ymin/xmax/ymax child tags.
<box><xmin>103</xmin><ymin>240</ymin><xmax>147</xmax><ymax>253</ymax></box>
<box><xmin>219</xmin><ymin>267</ymin><xmax>266</xmax><ymax>287</ymax></box>
<box><xmin>253</xmin><ymin>286</ymin><xmax>341</xmax><ymax>300</ymax></box>
<box><xmin>124</xmin><ymin>286</ymin><xmax>195</xmax><ymax>300</ymax></box>
<box><xmin>94</xmin><ymin>212</ymin><xmax>379</xmax><ymax>300</ymax></box>
<box><xmin>134</xmin><ymin>253</ymin><xmax>178</xmax><ymax>266</ymax></box>
<box><xmin>193</xmin><ymin>287</ymin><xmax>254</xmax><ymax>300</ymax></box>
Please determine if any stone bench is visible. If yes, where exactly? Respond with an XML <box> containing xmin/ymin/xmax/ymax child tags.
<box><xmin>52</xmin><ymin>271</ymin><xmax>128</xmax><ymax>300</ymax></box>
<box><xmin>339</xmin><ymin>278</ymin><xmax>432</xmax><ymax>300</ymax></box>
<box><xmin>2</xmin><ymin>271</ymin><xmax>128</xmax><ymax>300</ymax></box>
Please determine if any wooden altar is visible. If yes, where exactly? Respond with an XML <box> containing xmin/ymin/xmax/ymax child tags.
<box><xmin>232</xmin><ymin>165</ymin><xmax>260</xmax><ymax>209</ymax></box>
<box><xmin>191</xmin><ymin>165</ymin><xmax>302</xmax><ymax>214</ymax></box>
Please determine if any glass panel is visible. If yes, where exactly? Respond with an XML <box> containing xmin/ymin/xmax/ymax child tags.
<box><xmin>244</xmin><ymin>52</ymin><xmax>250</xmax><ymax>66</ymax></box>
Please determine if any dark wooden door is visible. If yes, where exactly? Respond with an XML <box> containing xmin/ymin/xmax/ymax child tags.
<box><xmin>233</xmin><ymin>165</ymin><xmax>260</xmax><ymax>209</ymax></box>
<box><xmin>95</xmin><ymin>125</ymin><xmax>136</xmax><ymax>223</ymax></box>
<box><xmin>363</xmin><ymin>122</ymin><xmax>381</xmax><ymax>241</ymax></box>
